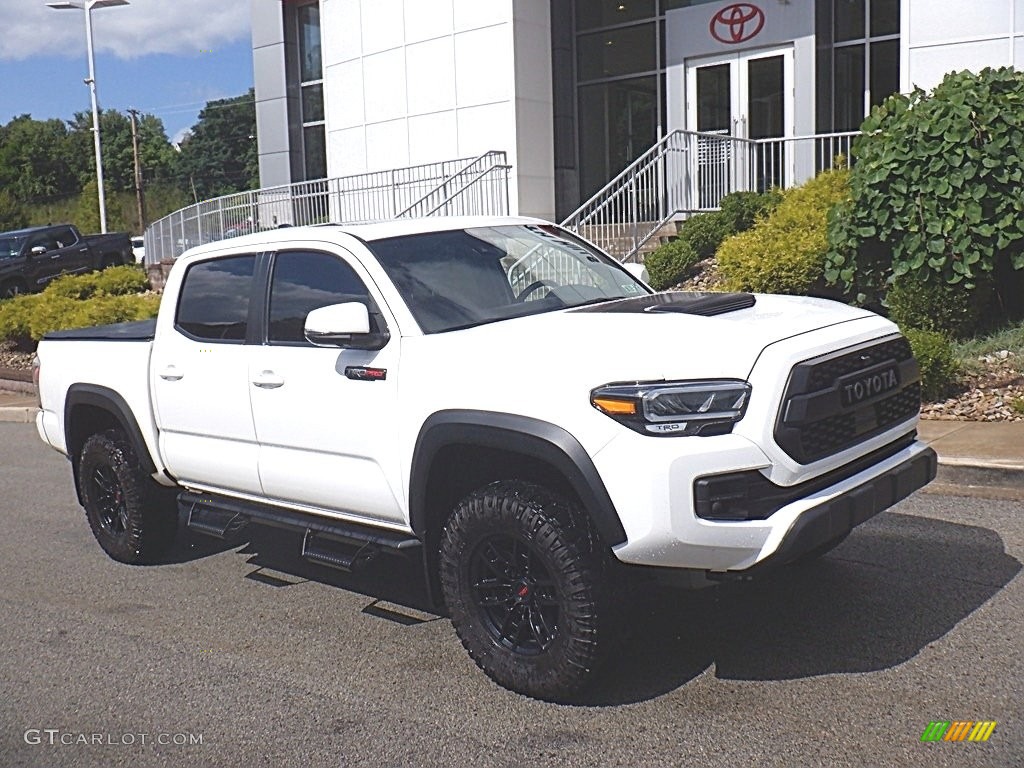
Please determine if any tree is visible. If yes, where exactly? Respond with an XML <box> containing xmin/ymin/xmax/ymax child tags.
<box><xmin>0</xmin><ymin>115</ymin><xmax>80</xmax><ymax>202</ymax></box>
<box><xmin>176</xmin><ymin>89</ymin><xmax>258</xmax><ymax>200</ymax></box>
<box><xmin>0</xmin><ymin>190</ymin><xmax>28</xmax><ymax>230</ymax></box>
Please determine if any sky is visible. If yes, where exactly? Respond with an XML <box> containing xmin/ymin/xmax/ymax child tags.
<box><xmin>0</xmin><ymin>0</ymin><xmax>254</xmax><ymax>144</ymax></box>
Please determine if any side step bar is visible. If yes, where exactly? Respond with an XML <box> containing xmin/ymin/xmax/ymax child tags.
<box><xmin>179</xmin><ymin>491</ymin><xmax>422</xmax><ymax>573</ymax></box>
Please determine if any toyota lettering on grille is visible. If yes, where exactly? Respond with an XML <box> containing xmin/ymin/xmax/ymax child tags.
<box><xmin>840</xmin><ymin>366</ymin><xmax>900</xmax><ymax>408</ymax></box>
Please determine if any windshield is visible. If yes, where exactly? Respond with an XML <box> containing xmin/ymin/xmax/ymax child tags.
<box><xmin>0</xmin><ymin>236</ymin><xmax>27</xmax><ymax>260</ymax></box>
<box><xmin>367</xmin><ymin>224</ymin><xmax>650</xmax><ymax>333</ymax></box>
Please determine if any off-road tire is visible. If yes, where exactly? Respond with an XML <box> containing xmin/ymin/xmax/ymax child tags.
<box><xmin>438</xmin><ymin>480</ymin><xmax>611</xmax><ymax>701</ymax></box>
<box><xmin>77</xmin><ymin>429</ymin><xmax>177</xmax><ymax>564</ymax></box>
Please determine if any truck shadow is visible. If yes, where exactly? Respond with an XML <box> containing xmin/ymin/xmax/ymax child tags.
<box><xmin>579</xmin><ymin>511</ymin><xmax>1021</xmax><ymax>705</ymax></box>
<box><xmin>161</xmin><ymin>510</ymin><xmax>1019</xmax><ymax>706</ymax></box>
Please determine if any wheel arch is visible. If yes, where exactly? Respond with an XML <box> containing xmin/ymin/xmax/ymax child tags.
<box><xmin>410</xmin><ymin>410</ymin><xmax>627</xmax><ymax>551</ymax></box>
<box><xmin>64</xmin><ymin>384</ymin><xmax>158</xmax><ymax>504</ymax></box>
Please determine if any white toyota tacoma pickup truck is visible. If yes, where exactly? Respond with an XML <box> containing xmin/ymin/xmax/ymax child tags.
<box><xmin>35</xmin><ymin>216</ymin><xmax>936</xmax><ymax>700</ymax></box>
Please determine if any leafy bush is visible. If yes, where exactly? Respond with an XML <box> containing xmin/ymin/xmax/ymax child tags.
<box><xmin>904</xmin><ymin>328</ymin><xmax>959</xmax><ymax>401</ymax></box>
<box><xmin>717</xmin><ymin>169</ymin><xmax>851</xmax><ymax>294</ymax></box>
<box><xmin>0</xmin><ymin>265</ymin><xmax>156</xmax><ymax>346</ymax></box>
<box><xmin>46</xmin><ymin>265</ymin><xmax>149</xmax><ymax>300</ymax></box>
<box><xmin>718</xmin><ymin>190</ymin><xmax>782</xmax><ymax>233</ymax></box>
<box><xmin>886</xmin><ymin>274</ymin><xmax>994</xmax><ymax>339</ymax></box>
<box><xmin>24</xmin><ymin>294</ymin><xmax>160</xmax><ymax>341</ymax></box>
<box><xmin>677</xmin><ymin>212</ymin><xmax>730</xmax><ymax>259</ymax></box>
<box><xmin>644</xmin><ymin>238</ymin><xmax>700</xmax><ymax>290</ymax></box>
<box><xmin>827</xmin><ymin>67</ymin><xmax>1024</xmax><ymax>308</ymax></box>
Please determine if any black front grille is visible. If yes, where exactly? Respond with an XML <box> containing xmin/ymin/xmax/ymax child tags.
<box><xmin>775</xmin><ymin>336</ymin><xmax>921</xmax><ymax>464</ymax></box>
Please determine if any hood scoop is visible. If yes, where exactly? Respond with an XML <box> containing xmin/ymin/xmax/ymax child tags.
<box><xmin>572</xmin><ymin>291</ymin><xmax>756</xmax><ymax>317</ymax></box>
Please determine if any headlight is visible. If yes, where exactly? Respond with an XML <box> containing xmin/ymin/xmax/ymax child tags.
<box><xmin>591</xmin><ymin>380</ymin><xmax>751</xmax><ymax>436</ymax></box>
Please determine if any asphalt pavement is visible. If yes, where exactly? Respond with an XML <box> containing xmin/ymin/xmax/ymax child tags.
<box><xmin>0</xmin><ymin>421</ymin><xmax>1022</xmax><ymax>768</ymax></box>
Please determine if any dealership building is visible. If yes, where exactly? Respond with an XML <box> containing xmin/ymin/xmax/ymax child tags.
<box><xmin>247</xmin><ymin>0</ymin><xmax>1024</xmax><ymax>225</ymax></box>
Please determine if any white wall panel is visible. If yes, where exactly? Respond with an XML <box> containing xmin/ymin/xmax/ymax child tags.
<box><xmin>907</xmin><ymin>0</ymin><xmax>1011</xmax><ymax>46</ymax></box>
<box><xmin>408</xmin><ymin>111</ymin><xmax>459</xmax><ymax>165</ymax></box>
<box><xmin>453</xmin><ymin>0</ymin><xmax>511</xmax><ymax>33</ymax></box>
<box><xmin>324</xmin><ymin>59</ymin><xmax>365</xmax><ymax>130</ymax></box>
<box><xmin>328</xmin><ymin>126</ymin><xmax>368</xmax><ymax>175</ymax></box>
<box><xmin>456</xmin><ymin>103</ymin><xmax>515</xmax><ymax>157</ymax></box>
<box><xmin>454</xmin><ymin>26</ymin><xmax>513</xmax><ymax>106</ymax></box>
<box><xmin>363</xmin><ymin>48</ymin><xmax>408</xmax><ymax>123</ymax></box>
<box><xmin>360</xmin><ymin>0</ymin><xmax>405</xmax><ymax>54</ymax></box>
<box><xmin>908</xmin><ymin>39</ymin><xmax>1012</xmax><ymax>90</ymax></box>
<box><xmin>406</xmin><ymin>37</ymin><xmax>457</xmax><ymax>115</ymax></box>
<box><xmin>322</xmin><ymin>0</ymin><xmax>362</xmax><ymax>66</ymax></box>
<box><xmin>404</xmin><ymin>0</ymin><xmax>455</xmax><ymax>44</ymax></box>
<box><xmin>366</xmin><ymin>119</ymin><xmax>411</xmax><ymax>170</ymax></box>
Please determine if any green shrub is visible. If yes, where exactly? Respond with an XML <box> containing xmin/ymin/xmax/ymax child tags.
<box><xmin>904</xmin><ymin>328</ymin><xmax>959</xmax><ymax>401</ymax></box>
<box><xmin>718</xmin><ymin>189</ymin><xmax>782</xmax><ymax>233</ymax></box>
<box><xmin>827</xmin><ymin>67</ymin><xmax>1024</xmax><ymax>309</ymax></box>
<box><xmin>0</xmin><ymin>294</ymin><xmax>41</xmax><ymax>345</ymax></box>
<box><xmin>26</xmin><ymin>293</ymin><xmax>160</xmax><ymax>341</ymax></box>
<box><xmin>886</xmin><ymin>274</ymin><xmax>994</xmax><ymax>339</ymax></box>
<box><xmin>717</xmin><ymin>169</ymin><xmax>851</xmax><ymax>294</ymax></box>
<box><xmin>46</xmin><ymin>265</ymin><xmax>149</xmax><ymax>300</ymax></box>
<box><xmin>677</xmin><ymin>211</ymin><xmax>730</xmax><ymax>259</ymax></box>
<box><xmin>644</xmin><ymin>238</ymin><xmax>700</xmax><ymax>290</ymax></box>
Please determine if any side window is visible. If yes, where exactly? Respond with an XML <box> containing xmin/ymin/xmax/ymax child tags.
<box><xmin>268</xmin><ymin>250</ymin><xmax>374</xmax><ymax>344</ymax></box>
<box><xmin>175</xmin><ymin>254</ymin><xmax>256</xmax><ymax>342</ymax></box>
<box><xmin>52</xmin><ymin>227</ymin><xmax>77</xmax><ymax>249</ymax></box>
<box><xmin>28</xmin><ymin>232</ymin><xmax>59</xmax><ymax>252</ymax></box>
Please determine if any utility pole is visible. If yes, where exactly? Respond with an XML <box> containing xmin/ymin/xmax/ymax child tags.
<box><xmin>127</xmin><ymin>108</ymin><xmax>146</xmax><ymax>230</ymax></box>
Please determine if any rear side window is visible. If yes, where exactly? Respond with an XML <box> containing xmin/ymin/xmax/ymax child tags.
<box><xmin>176</xmin><ymin>255</ymin><xmax>256</xmax><ymax>342</ymax></box>
<box><xmin>268</xmin><ymin>250</ymin><xmax>374</xmax><ymax>343</ymax></box>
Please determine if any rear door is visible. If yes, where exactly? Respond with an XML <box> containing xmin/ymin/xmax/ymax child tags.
<box><xmin>248</xmin><ymin>248</ymin><xmax>406</xmax><ymax>525</ymax></box>
<box><xmin>151</xmin><ymin>253</ymin><xmax>264</xmax><ymax>494</ymax></box>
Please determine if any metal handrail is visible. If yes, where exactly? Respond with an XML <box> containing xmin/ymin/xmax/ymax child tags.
<box><xmin>395</xmin><ymin>150</ymin><xmax>506</xmax><ymax>218</ymax></box>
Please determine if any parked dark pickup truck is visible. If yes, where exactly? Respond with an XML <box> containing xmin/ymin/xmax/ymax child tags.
<box><xmin>0</xmin><ymin>224</ymin><xmax>133</xmax><ymax>298</ymax></box>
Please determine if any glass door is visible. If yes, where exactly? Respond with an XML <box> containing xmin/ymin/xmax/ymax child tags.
<box><xmin>686</xmin><ymin>47</ymin><xmax>793</xmax><ymax>203</ymax></box>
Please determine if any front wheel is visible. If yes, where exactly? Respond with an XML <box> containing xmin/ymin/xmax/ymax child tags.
<box><xmin>77</xmin><ymin>430</ymin><xmax>177</xmax><ymax>564</ymax></box>
<box><xmin>438</xmin><ymin>481</ymin><xmax>611</xmax><ymax>701</ymax></box>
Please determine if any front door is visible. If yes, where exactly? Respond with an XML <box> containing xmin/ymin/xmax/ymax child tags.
<box><xmin>686</xmin><ymin>46</ymin><xmax>793</xmax><ymax>202</ymax></box>
<box><xmin>248</xmin><ymin>248</ymin><xmax>406</xmax><ymax>527</ymax></box>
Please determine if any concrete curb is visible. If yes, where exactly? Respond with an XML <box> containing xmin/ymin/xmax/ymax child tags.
<box><xmin>0</xmin><ymin>407</ymin><xmax>38</xmax><ymax>424</ymax></box>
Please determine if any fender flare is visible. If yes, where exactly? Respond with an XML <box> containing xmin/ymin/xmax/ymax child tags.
<box><xmin>409</xmin><ymin>410</ymin><xmax>627</xmax><ymax>547</ymax></box>
<box><xmin>65</xmin><ymin>383</ymin><xmax>158</xmax><ymax>480</ymax></box>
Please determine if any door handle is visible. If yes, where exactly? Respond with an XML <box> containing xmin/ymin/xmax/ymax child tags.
<box><xmin>158</xmin><ymin>366</ymin><xmax>183</xmax><ymax>381</ymax></box>
<box><xmin>252</xmin><ymin>370</ymin><xmax>285</xmax><ymax>389</ymax></box>
<box><xmin>50</xmin><ymin>254</ymin><xmax>61</xmax><ymax>259</ymax></box>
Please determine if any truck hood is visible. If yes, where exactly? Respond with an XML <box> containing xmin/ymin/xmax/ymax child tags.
<box><xmin>413</xmin><ymin>292</ymin><xmax>878</xmax><ymax>384</ymax></box>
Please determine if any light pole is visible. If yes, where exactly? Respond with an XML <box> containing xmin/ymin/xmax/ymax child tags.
<box><xmin>47</xmin><ymin>0</ymin><xmax>129</xmax><ymax>234</ymax></box>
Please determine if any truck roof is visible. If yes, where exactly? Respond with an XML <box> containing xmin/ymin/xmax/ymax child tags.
<box><xmin>177</xmin><ymin>216</ymin><xmax>548</xmax><ymax>261</ymax></box>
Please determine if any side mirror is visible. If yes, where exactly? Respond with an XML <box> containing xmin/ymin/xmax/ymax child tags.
<box><xmin>304</xmin><ymin>302</ymin><xmax>389</xmax><ymax>350</ymax></box>
<box><xmin>29</xmin><ymin>246</ymin><xmax>47</xmax><ymax>257</ymax></box>
<box><xmin>623</xmin><ymin>262</ymin><xmax>650</xmax><ymax>285</ymax></box>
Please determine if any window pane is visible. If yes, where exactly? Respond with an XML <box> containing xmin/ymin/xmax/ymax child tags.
<box><xmin>870</xmin><ymin>0</ymin><xmax>899</xmax><ymax>36</ymax></box>
<box><xmin>870</xmin><ymin>39</ymin><xmax>900</xmax><ymax>107</ymax></box>
<box><xmin>697</xmin><ymin>64</ymin><xmax>732</xmax><ymax>133</ymax></box>
<box><xmin>833</xmin><ymin>45</ymin><xmax>866</xmax><ymax>130</ymax></box>
<box><xmin>748</xmin><ymin>56</ymin><xmax>784</xmax><ymax>140</ymax></box>
<box><xmin>575</xmin><ymin>0</ymin><xmax>656</xmax><ymax>31</ymax></box>
<box><xmin>577</xmin><ymin>76</ymin><xmax>657</xmax><ymax>198</ymax></box>
<box><xmin>298</xmin><ymin>4</ymin><xmax>322</xmax><ymax>82</ymax></box>
<box><xmin>303</xmin><ymin>125</ymin><xmax>327</xmax><ymax>180</ymax></box>
<box><xmin>577</xmin><ymin>23</ymin><xmax>657</xmax><ymax>80</ymax></box>
<box><xmin>834</xmin><ymin>0</ymin><xmax>865</xmax><ymax>42</ymax></box>
<box><xmin>302</xmin><ymin>83</ymin><xmax>324</xmax><ymax>123</ymax></box>
<box><xmin>176</xmin><ymin>255</ymin><xmax>256</xmax><ymax>342</ymax></box>
<box><xmin>269</xmin><ymin>251</ymin><xmax>371</xmax><ymax>343</ymax></box>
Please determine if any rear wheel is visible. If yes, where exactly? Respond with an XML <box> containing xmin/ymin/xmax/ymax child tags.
<box><xmin>1</xmin><ymin>280</ymin><xmax>26</xmax><ymax>299</ymax></box>
<box><xmin>439</xmin><ymin>481</ymin><xmax>611</xmax><ymax>701</ymax></box>
<box><xmin>77</xmin><ymin>430</ymin><xmax>177</xmax><ymax>564</ymax></box>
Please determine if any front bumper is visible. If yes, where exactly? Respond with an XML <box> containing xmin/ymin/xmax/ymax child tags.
<box><xmin>593</xmin><ymin>429</ymin><xmax>935</xmax><ymax>572</ymax></box>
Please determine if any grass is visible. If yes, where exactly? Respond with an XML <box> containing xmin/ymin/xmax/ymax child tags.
<box><xmin>951</xmin><ymin>319</ymin><xmax>1024</xmax><ymax>373</ymax></box>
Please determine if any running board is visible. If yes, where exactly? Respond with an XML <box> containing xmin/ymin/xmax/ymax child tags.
<box><xmin>178</xmin><ymin>491</ymin><xmax>422</xmax><ymax>573</ymax></box>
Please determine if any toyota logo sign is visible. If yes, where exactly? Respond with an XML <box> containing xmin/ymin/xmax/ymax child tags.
<box><xmin>710</xmin><ymin>3</ymin><xmax>766</xmax><ymax>44</ymax></box>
